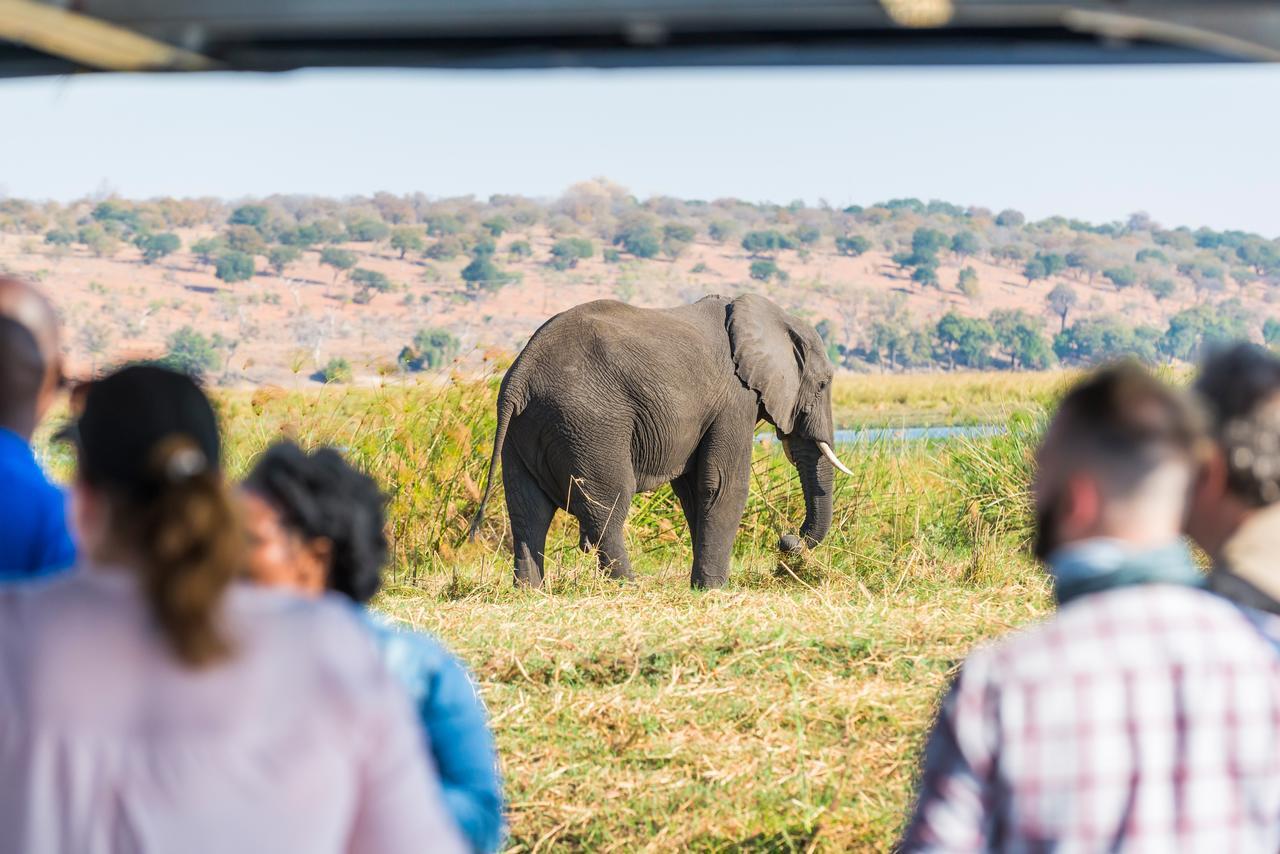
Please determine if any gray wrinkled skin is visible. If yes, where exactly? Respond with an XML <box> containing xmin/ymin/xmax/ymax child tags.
<box><xmin>471</xmin><ymin>294</ymin><xmax>840</xmax><ymax>589</ymax></box>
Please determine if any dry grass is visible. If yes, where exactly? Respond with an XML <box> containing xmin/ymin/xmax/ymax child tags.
<box><xmin>382</xmin><ymin>564</ymin><xmax>1049</xmax><ymax>851</ymax></box>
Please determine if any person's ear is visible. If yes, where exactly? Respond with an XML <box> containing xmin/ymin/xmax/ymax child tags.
<box><xmin>296</xmin><ymin>536</ymin><xmax>333</xmax><ymax>597</ymax></box>
<box><xmin>1059</xmin><ymin>473</ymin><xmax>1102</xmax><ymax>540</ymax></box>
<box><xmin>1193</xmin><ymin>446</ymin><xmax>1229</xmax><ymax>504</ymax></box>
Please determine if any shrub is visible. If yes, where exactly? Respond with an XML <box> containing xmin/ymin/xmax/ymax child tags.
<box><xmin>742</xmin><ymin>230</ymin><xmax>795</xmax><ymax>256</ymax></box>
<box><xmin>162</xmin><ymin>326</ymin><xmax>220</xmax><ymax>378</ymax></box>
<box><xmin>603</xmin><ymin>248</ymin><xmax>622</xmax><ymax>264</ymax></box>
<box><xmin>835</xmin><ymin>235</ymin><xmax>871</xmax><ymax>257</ymax></box>
<box><xmin>135</xmin><ymin>232</ymin><xmax>181</xmax><ymax>264</ymax></box>
<box><xmin>268</xmin><ymin>244</ymin><xmax>302</xmax><ymax>276</ymax></box>
<box><xmin>749</xmin><ymin>259</ymin><xmax>786</xmax><ymax>282</ymax></box>
<box><xmin>319</xmin><ymin>357</ymin><xmax>353</xmax><ymax>384</ymax></box>
<box><xmin>411</xmin><ymin>328</ymin><xmax>461</xmax><ymax>369</ymax></box>
<box><xmin>346</xmin><ymin>217</ymin><xmax>391</xmax><ymax>242</ymax></box>
<box><xmin>507</xmin><ymin>240</ymin><xmax>533</xmax><ymax>259</ymax></box>
<box><xmin>215</xmin><ymin>251</ymin><xmax>255</xmax><ymax>284</ymax></box>
<box><xmin>549</xmin><ymin>237</ymin><xmax>594</xmax><ymax>271</ymax></box>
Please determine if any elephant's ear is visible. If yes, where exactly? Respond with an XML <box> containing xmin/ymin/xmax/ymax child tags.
<box><xmin>727</xmin><ymin>294</ymin><xmax>803</xmax><ymax>433</ymax></box>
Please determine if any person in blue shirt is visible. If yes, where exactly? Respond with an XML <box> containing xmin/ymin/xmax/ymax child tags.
<box><xmin>0</xmin><ymin>276</ymin><xmax>75</xmax><ymax>579</ymax></box>
<box><xmin>239</xmin><ymin>441</ymin><xmax>506</xmax><ymax>854</ymax></box>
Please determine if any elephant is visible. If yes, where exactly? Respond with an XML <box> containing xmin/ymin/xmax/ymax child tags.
<box><xmin>470</xmin><ymin>294</ymin><xmax>853</xmax><ymax>589</ymax></box>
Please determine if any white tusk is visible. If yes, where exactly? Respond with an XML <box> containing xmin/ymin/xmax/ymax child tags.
<box><xmin>818</xmin><ymin>441</ymin><xmax>855</xmax><ymax>476</ymax></box>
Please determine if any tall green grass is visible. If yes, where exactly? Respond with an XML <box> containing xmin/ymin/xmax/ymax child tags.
<box><xmin>196</xmin><ymin>373</ymin><xmax>1049</xmax><ymax>597</ymax></box>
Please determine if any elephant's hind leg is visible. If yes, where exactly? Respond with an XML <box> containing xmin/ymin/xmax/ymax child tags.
<box><xmin>572</xmin><ymin>481</ymin><xmax>636</xmax><ymax>582</ymax></box>
<box><xmin>503</xmin><ymin>445</ymin><xmax>556</xmax><ymax>589</ymax></box>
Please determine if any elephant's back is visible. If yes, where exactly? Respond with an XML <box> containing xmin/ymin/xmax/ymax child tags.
<box><xmin>515</xmin><ymin>299</ymin><xmax>733</xmax><ymax>410</ymax></box>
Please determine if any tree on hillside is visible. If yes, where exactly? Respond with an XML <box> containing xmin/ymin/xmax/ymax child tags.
<box><xmin>741</xmin><ymin>230</ymin><xmax>795</xmax><ymax>257</ymax></box>
<box><xmin>320</xmin><ymin>247</ymin><xmax>358</xmax><ymax>286</ymax></box>
<box><xmin>390</xmin><ymin>226</ymin><xmax>425</xmax><ymax>259</ymax></box>
<box><xmin>225</xmin><ymin>225</ymin><xmax>267</xmax><ymax>256</ymax></box>
<box><xmin>614</xmin><ymin>218</ymin><xmax>662</xmax><ymax>259</ymax></box>
<box><xmin>1023</xmin><ymin>257</ymin><xmax>1048</xmax><ymax>286</ymax></box>
<box><xmin>991</xmin><ymin>309</ymin><xmax>1054</xmax><ymax>370</ymax></box>
<box><xmin>835</xmin><ymin>234</ymin><xmax>871</xmax><ymax>257</ymax></box>
<box><xmin>957</xmin><ymin>266</ymin><xmax>981</xmax><ymax>300</ymax></box>
<box><xmin>44</xmin><ymin>228</ymin><xmax>75</xmax><ymax>248</ymax></box>
<box><xmin>549</xmin><ymin>237</ymin><xmax>594</xmax><ymax>271</ymax></box>
<box><xmin>507</xmin><ymin>240</ymin><xmax>533</xmax><ymax>260</ymax></box>
<box><xmin>409</xmin><ymin>328</ymin><xmax>461</xmax><ymax>369</ymax></box>
<box><xmin>1046</xmin><ymin>282</ymin><xmax>1078</xmax><ymax>332</ymax></box>
<box><xmin>228</xmin><ymin>204</ymin><xmax>269</xmax><ymax>231</ymax></box>
<box><xmin>346</xmin><ymin>216</ymin><xmax>391</xmax><ymax>242</ymax></box>
<box><xmin>912</xmin><ymin>228</ymin><xmax>949</xmax><ymax>257</ymax></box>
<box><xmin>162</xmin><ymin>326</ymin><xmax>220</xmax><ymax>379</ymax></box>
<box><xmin>1160</xmin><ymin>302</ymin><xmax>1250</xmax><ymax>362</ymax></box>
<box><xmin>1145</xmin><ymin>278</ymin><xmax>1177</xmax><ymax>302</ymax></box>
<box><xmin>461</xmin><ymin>243</ymin><xmax>516</xmax><ymax>292</ymax></box>
<box><xmin>268</xmin><ymin>244</ymin><xmax>302</xmax><ymax>277</ymax></box>
<box><xmin>750</xmin><ymin>259</ymin><xmax>787</xmax><ymax>282</ymax></box>
<box><xmin>1065</xmin><ymin>249</ymin><xmax>1102</xmax><ymax>285</ymax></box>
<box><xmin>935</xmin><ymin>312</ymin><xmax>994</xmax><ymax>370</ymax></box>
<box><xmin>215</xmin><ymin>251</ymin><xmax>255</xmax><ymax>284</ymax></box>
<box><xmin>1103</xmin><ymin>265</ymin><xmax>1138</xmax><ymax>290</ymax></box>
<box><xmin>951</xmin><ymin>230</ymin><xmax>981</xmax><ymax>259</ymax></box>
<box><xmin>1054</xmin><ymin>317</ymin><xmax>1161</xmax><ymax>365</ymax></box>
<box><xmin>350</xmin><ymin>268</ymin><xmax>393</xmax><ymax>303</ymax></box>
<box><xmin>995</xmin><ymin>209</ymin><xmax>1026</xmax><ymax>227</ymax></box>
<box><xmin>191</xmin><ymin>236</ymin><xmax>225</xmax><ymax>268</ymax></box>
<box><xmin>77</xmin><ymin>225</ymin><xmax>120</xmax><ymax>258</ymax></box>
<box><xmin>793</xmin><ymin>224</ymin><xmax>822</xmax><ymax>246</ymax></box>
<box><xmin>911</xmin><ymin>264</ymin><xmax>939</xmax><ymax>290</ymax></box>
<box><xmin>662</xmin><ymin>223</ymin><xmax>696</xmax><ymax>257</ymax></box>
<box><xmin>708</xmin><ymin>220</ymin><xmax>739</xmax><ymax>244</ymax></box>
<box><xmin>135</xmin><ymin>232</ymin><xmax>181</xmax><ymax>264</ymax></box>
<box><xmin>481</xmin><ymin>215</ymin><xmax>511</xmax><ymax>238</ymax></box>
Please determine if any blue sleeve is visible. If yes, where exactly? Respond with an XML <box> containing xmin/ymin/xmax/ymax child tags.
<box><xmin>413</xmin><ymin>636</ymin><xmax>506</xmax><ymax>854</ymax></box>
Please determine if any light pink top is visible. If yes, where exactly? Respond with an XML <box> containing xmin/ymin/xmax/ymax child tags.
<box><xmin>0</xmin><ymin>569</ymin><xmax>467</xmax><ymax>854</ymax></box>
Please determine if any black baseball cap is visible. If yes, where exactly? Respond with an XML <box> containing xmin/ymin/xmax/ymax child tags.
<box><xmin>57</xmin><ymin>365</ymin><xmax>221</xmax><ymax>492</ymax></box>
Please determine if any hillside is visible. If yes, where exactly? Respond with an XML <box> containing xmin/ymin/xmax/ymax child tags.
<box><xmin>1</xmin><ymin>183</ymin><xmax>1275</xmax><ymax>385</ymax></box>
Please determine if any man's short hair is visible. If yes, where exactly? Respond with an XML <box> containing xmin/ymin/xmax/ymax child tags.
<box><xmin>1194</xmin><ymin>343</ymin><xmax>1280</xmax><ymax>506</ymax></box>
<box><xmin>1049</xmin><ymin>361</ymin><xmax>1205</xmax><ymax>496</ymax></box>
<box><xmin>0</xmin><ymin>315</ymin><xmax>45</xmax><ymax>423</ymax></box>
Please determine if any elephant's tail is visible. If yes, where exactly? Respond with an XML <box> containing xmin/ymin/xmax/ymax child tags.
<box><xmin>469</xmin><ymin>394</ymin><xmax>516</xmax><ymax>542</ymax></box>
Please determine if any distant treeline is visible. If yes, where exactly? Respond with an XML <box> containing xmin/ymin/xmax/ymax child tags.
<box><xmin>4</xmin><ymin>180</ymin><xmax>1278</xmax><ymax>373</ymax></box>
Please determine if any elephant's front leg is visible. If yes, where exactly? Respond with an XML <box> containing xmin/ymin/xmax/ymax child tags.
<box><xmin>689</xmin><ymin>420</ymin><xmax>755</xmax><ymax>589</ymax></box>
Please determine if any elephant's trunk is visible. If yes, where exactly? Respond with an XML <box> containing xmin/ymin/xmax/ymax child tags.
<box><xmin>791</xmin><ymin>438</ymin><xmax>834</xmax><ymax>548</ymax></box>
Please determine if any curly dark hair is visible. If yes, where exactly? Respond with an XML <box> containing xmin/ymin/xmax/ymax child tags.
<box><xmin>243</xmin><ymin>441</ymin><xmax>389</xmax><ymax>604</ymax></box>
<box><xmin>1194</xmin><ymin>343</ymin><xmax>1280</xmax><ymax>507</ymax></box>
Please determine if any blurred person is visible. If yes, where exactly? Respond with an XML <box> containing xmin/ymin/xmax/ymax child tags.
<box><xmin>0</xmin><ymin>365</ymin><xmax>466</xmax><ymax>854</ymax></box>
<box><xmin>1187</xmin><ymin>343</ymin><xmax>1280</xmax><ymax>625</ymax></box>
<box><xmin>0</xmin><ymin>277</ymin><xmax>75</xmax><ymax>578</ymax></box>
<box><xmin>241</xmin><ymin>441</ymin><xmax>505</xmax><ymax>854</ymax></box>
<box><xmin>900</xmin><ymin>363</ymin><xmax>1280</xmax><ymax>852</ymax></box>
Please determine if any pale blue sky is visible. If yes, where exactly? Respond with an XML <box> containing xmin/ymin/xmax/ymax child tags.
<box><xmin>1</xmin><ymin>64</ymin><xmax>1278</xmax><ymax>235</ymax></box>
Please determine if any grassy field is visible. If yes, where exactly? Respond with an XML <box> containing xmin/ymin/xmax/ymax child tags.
<box><xmin>43</xmin><ymin>370</ymin><xmax>1059</xmax><ymax>851</ymax></box>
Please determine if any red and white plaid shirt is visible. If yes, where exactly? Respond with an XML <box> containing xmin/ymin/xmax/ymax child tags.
<box><xmin>900</xmin><ymin>584</ymin><xmax>1280</xmax><ymax>852</ymax></box>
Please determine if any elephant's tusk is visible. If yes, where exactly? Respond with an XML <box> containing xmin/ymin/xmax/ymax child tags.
<box><xmin>818</xmin><ymin>441</ymin><xmax>855</xmax><ymax>476</ymax></box>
